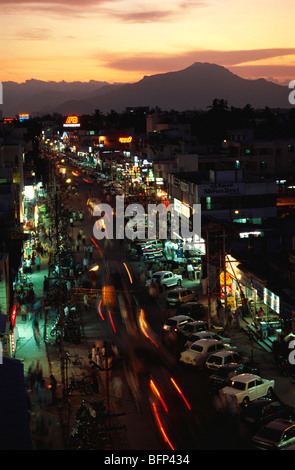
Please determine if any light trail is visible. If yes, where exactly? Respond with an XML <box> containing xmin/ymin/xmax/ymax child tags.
<box><xmin>123</xmin><ymin>262</ymin><xmax>133</xmax><ymax>284</ymax></box>
<box><xmin>151</xmin><ymin>402</ymin><xmax>175</xmax><ymax>451</ymax></box>
<box><xmin>170</xmin><ymin>377</ymin><xmax>191</xmax><ymax>410</ymax></box>
<box><xmin>149</xmin><ymin>379</ymin><xmax>168</xmax><ymax>412</ymax></box>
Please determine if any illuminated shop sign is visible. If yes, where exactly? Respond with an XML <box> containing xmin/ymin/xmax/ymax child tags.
<box><xmin>263</xmin><ymin>288</ymin><xmax>280</xmax><ymax>314</ymax></box>
<box><xmin>19</xmin><ymin>113</ymin><xmax>29</xmax><ymax>121</ymax></box>
<box><xmin>119</xmin><ymin>136</ymin><xmax>132</xmax><ymax>143</ymax></box>
<box><xmin>63</xmin><ymin>115</ymin><xmax>80</xmax><ymax>128</ymax></box>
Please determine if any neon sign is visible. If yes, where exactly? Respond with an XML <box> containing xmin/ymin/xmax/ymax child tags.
<box><xmin>119</xmin><ymin>136</ymin><xmax>132</xmax><ymax>143</ymax></box>
<box><xmin>19</xmin><ymin>113</ymin><xmax>30</xmax><ymax>121</ymax></box>
<box><xmin>11</xmin><ymin>305</ymin><xmax>17</xmax><ymax>327</ymax></box>
<box><xmin>63</xmin><ymin>115</ymin><xmax>80</xmax><ymax>128</ymax></box>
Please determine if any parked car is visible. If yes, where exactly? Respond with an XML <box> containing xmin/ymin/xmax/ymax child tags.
<box><xmin>176</xmin><ymin>302</ymin><xmax>206</xmax><ymax>320</ymax></box>
<box><xmin>252</xmin><ymin>419</ymin><xmax>295</xmax><ymax>450</ymax></box>
<box><xmin>146</xmin><ymin>271</ymin><xmax>182</xmax><ymax>289</ymax></box>
<box><xmin>242</xmin><ymin>398</ymin><xmax>295</xmax><ymax>430</ymax></box>
<box><xmin>208</xmin><ymin>363</ymin><xmax>261</xmax><ymax>392</ymax></box>
<box><xmin>179</xmin><ymin>339</ymin><xmax>231</xmax><ymax>368</ymax></box>
<box><xmin>166</xmin><ymin>288</ymin><xmax>198</xmax><ymax>307</ymax></box>
<box><xmin>142</xmin><ymin>239</ymin><xmax>163</xmax><ymax>250</ymax></box>
<box><xmin>184</xmin><ymin>331</ymin><xmax>232</xmax><ymax>349</ymax></box>
<box><xmin>162</xmin><ymin>315</ymin><xmax>194</xmax><ymax>333</ymax></box>
<box><xmin>179</xmin><ymin>320</ymin><xmax>208</xmax><ymax>336</ymax></box>
<box><xmin>205</xmin><ymin>350</ymin><xmax>245</xmax><ymax>370</ymax></box>
<box><xmin>143</xmin><ymin>246</ymin><xmax>163</xmax><ymax>260</ymax></box>
<box><xmin>220</xmin><ymin>374</ymin><xmax>275</xmax><ymax>406</ymax></box>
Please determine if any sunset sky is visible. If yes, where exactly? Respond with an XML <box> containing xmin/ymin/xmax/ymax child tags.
<box><xmin>1</xmin><ymin>0</ymin><xmax>295</xmax><ymax>84</ymax></box>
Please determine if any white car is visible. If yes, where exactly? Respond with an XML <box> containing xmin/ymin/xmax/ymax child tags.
<box><xmin>179</xmin><ymin>339</ymin><xmax>231</xmax><ymax>367</ymax></box>
<box><xmin>205</xmin><ymin>349</ymin><xmax>243</xmax><ymax>370</ymax></box>
<box><xmin>163</xmin><ymin>315</ymin><xmax>194</xmax><ymax>333</ymax></box>
<box><xmin>184</xmin><ymin>330</ymin><xmax>231</xmax><ymax>349</ymax></box>
<box><xmin>220</xmin><ymin>374</ymin><xmax>275</xmax><ymax>406</ymax></box>
<box><xmin>146</xmin><ymin>271</ymin><xmax>182</xmax><ymax>289</ymax></box>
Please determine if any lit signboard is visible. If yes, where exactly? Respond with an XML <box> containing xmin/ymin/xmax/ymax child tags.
<box><xmin>119</xmin><ymin>136</ymin><xmax>132</xmax><ymax>143</ymax></box>
<box><xmin>263</xmin><ymin>287</ymin><xmax>280</xmax><ymax>314</ymax></box>
<box><xmin>63</xmin><ymin>115</ymin><xmax>80</xmax><ymax>128</ymax></box>
<box><xmin>19</xmin><ymin>113</ymin><xmax>29</xmax><ymax>121</ymax></box>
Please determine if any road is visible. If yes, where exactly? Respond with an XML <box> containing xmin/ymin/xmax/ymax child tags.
<box><xmin>58</xmin><ymin>159</ymin><xmax>255</xmax><ymax>451</ymax></box>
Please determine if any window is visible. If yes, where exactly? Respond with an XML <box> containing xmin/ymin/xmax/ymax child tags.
<box><xmin>248</xmin><ymin>381</ymin><xmax>255</xmax><ymax>389</ymax></box>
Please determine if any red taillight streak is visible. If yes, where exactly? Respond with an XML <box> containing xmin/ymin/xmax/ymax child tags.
<box><xmin>108</xmin><ymin>309</ymin><xmax>116</xmax><ymax>333</ymax></box>
<box><xmin>151</xmin><ymin>402</ymin><xmax>175</xmax><ymax>450</ymax></box>
<box><xmin>170</xmin><ymin>377</ymin><xmax>191</xmax><ymax>410</ymax></box>
<box><xmin>149</xmin><ymin>379</ymin><xmax>168</xmax><ymax>412</ymax></box>
<box><xmin>98</xmin><ymin>299</ymin><xmax>105</xmax><ymax>321</ymax></box>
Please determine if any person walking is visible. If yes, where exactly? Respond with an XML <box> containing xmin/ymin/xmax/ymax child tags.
<box><xmin>83</xmin><ymin>294</ymin><xmax>89</xmax><ymax>311</ymax></box>
<box><xmin>43</xmin><ymin>276</ymin><xmax>49</xmax><ymax>296</ymax></box>
<box><xmin>32</xmin><ymin>316</ymin><xmax>41</xmax><ymax>348</ymax></box>
<box><xmin>35</xmin><ymin>378</ymin><xmax>48</xmax><ymax>408</ymax></box>
<box><xmin>36</xmin><ymin>255</ymin><xmax>41</xmax><ymax>272</ymax></box>
<box><xmin>49</xmin><ymin>375</ymin><xmax>57</xmax><ymax>405</ymax></box>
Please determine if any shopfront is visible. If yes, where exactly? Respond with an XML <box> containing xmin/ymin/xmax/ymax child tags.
<box><xmin>223</xmin><ymin>255</ymin><xmax>282</xmax><ymax>341</ymax></box>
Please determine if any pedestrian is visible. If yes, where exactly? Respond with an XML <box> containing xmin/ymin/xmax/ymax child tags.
<box><xmin>258</xmin><ymin>307</ymin><xmax>264</xmax><ymax>318</ymax></box>
<box><xmin>82</xmin><ymin>234</ymin><xmax>86</xmax><ymax>246</ymax></box>
<box><xmin>35</xmin><ymin>378</ymin><xmax>48</xmax><ymax>408</ymax></box>
<box><xmin>36</xmin><ymin>255</ymin><xmax>41</xmax><ymax>272</ymax></box>
<box><xmin>95</xmin><ymin>346</ymin><xmax>101</xmax><ymax>367</ymax></box>
<box><xmin>32</xmin><ymin>316</ymin><xmax>41</xmax><ymax>348</ymax></box>
<box><xmin>187</xmin><ymin>263</ymin><xmax>193</xmax><ymax>280</ymax></box>
<box><xmin>112</xmin><ymin>376</ymin><xmax>123</xmax><ymax>405</ymax></box>
<box><xmin>91</xmin><ymin>344</ymin><xmax>96</xmax><ymax>363</ymax></box>
<box><xmin>27</xmin><ymin>363</ymin><xmax>36</xmax><ymax>392</ymax></box>
<box><xmin>43</xmin><ymin>276</ymin><xmax>49</xmax><ymax>295</ymax></box>
<box><xmin>70</xmin><ymin>217</ymin><xmax>74</xmax><ymax>227</ymax></box>
<box><xmin>49</xmin><ymin>374</ymin><xmax>57</xmax><ymax>405</ymax></box>
<box><xmin>83</xmin><ymin>257</ymin><xmax>89</xmax><ymax>270</ymax></box>
<box><xmin>88</xmin><ymin>244</ymin><xmax>93</xmax><ymax>260</ymax></box>
<box><xmin>83</xmin><ymin>294</ymin><xmax>89</xmax><ymax>311</ymax></box>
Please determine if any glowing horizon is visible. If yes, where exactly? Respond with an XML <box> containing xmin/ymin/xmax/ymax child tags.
<box><xmin>1</xmin><ymin>0</ymin><xmax>295</xmax><ymax>85</ymax></box>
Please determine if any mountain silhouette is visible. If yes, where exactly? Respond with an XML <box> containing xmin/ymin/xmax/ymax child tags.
<box><xmin>0</xmin><ymin>63</ymin><xmax>291</xmax><ymax>117</ymax></box>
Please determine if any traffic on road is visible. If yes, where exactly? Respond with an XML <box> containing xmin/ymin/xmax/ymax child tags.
<box><xmin>34</xmin><ymin>148</ymin><xmax>295</xmax><ymax>451</ymax></box>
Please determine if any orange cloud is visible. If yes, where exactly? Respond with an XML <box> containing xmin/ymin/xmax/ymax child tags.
<box><xmin>101</xmin><ymin>48</ymin><xmax>295</xmax><ymax>71</ymax></box>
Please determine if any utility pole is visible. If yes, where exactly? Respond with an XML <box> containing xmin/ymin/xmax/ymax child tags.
<box><xmin>223</xmin><ymin>226</ymin><xmax>228</xmax><ymax>312</ymax></box>
<box><xmin>54</xmin><ymin>190</ymin><xmax>66</xmax><ymax>400</ymax></box>
<box><xmin>206</xmin><ymin>228</ymin><xmax>211</xmax><ymax>329</ymax></box>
